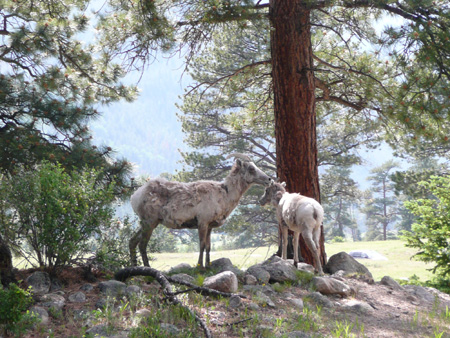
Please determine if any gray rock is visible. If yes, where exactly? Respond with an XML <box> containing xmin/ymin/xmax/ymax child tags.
<box><xmin>80</xmin><ymin>284</ymin><xmax>94</xmax><ymax>292</ymax></box>
<box><xmin>125</xmin><ymin>285</ymin><xmax>142</xmax><ymax>297</ymax></box>
<box><xmin>86</xmin><ymin>324</ymin><xmax>108</xmax><ymax>336</ymax></box>
<box><xmin>30</xmin><ymin>306</ymin><xmax>49</xmax><ymax>325</ymax></box>
<box><xmin>168</xmin><ymin>263</ymin><xmax>191</xmax><ymax>274</ymax></box>
<box><xmin>404</xmin><ymin>285</ymin><xmax>436</xmax><ymax>303</ymax></box>
<box><xmin>135</xmin><ymin>308</ymin><xmax>152</xmax><ymax>318</ymax></box>
<box><xmin>242</xmin><ymin>284</ymin><xmax>274</xmax><ymax>295</ymax></box>
<box><xmin>244</xmin><ymin>274</ymin><xmax>258</xmax><ymax>285</ymax></box>
<box><xmin>312</xmin><ymin>276</ymin><xmax>352</xmax><ymax>297</ymax></box>
<box><xmin>203</xmin><ymin>271</ymin><xmax>238</xmax><ymax>293</ymax></box>
<box><xmin>288</xmin><ymin>298</ymin><xmax>304</xmax><ymax>310</ymax></box>
<box><xmin>98</xmin><ymin>280</ymin><xmax>127</xmax><ymax>297</ymax></box>
<box><xmin>40</xmin><ymin>293</ymin><xmax>65</xmax><ymax>310</ymax></box>
<box><xmin>68</xmin><ymin>291</ymin><xmax>86</xmax><ymax>303</ymax></box>
<box><xmin>169</xmin><ymin>273</ymin><xmax>196</xmax><ymax>285</ymax></box>
<box><xmin>246</xmin><ymin>265</ymin><xmax>271</xmax><ymax>284</ymax></box>
<box><xmin>306</xmin><ymin>291</ymin><xmax>334</xmax><ymax>308</ymax></box>
<box><xmin>284</xmin><ymin>331</ymin><xmax>312</xmax><ymax>338</ymax></box>
<box><xmin>95</xmin><ymin>298</ymin><xmax>108</xmax><ymax>309</ymax></box>
<box><xmin>228</xmin><ymin>295</ymin><xmax>242</xmax><ymax>308</ymax></box>
<box><xmin>160</xmin><ymin>323</ymin><xmax>180</xmax><ymax>335</ymax></box>
<box><xmin>263</xmin><ymin>260</ymin><xmax>298</xmax><ymax>283</ymax></box>
<box><xmin>26</xmin><ymin>271</ymin><xmax>51</xmax><ymax>295</ymax></box>
<box><xmin>296</xmin><ymin>263</ymin><xmax>315</xmax><ymax>274</ymax></box>
<box><xmin>324</xmin><ymin>252</ymin><xmax>374</xmax><ymax>284</ymax></box>
<box><xmin>342</xmin><ymin>300</ymin><xmax>374</xmax><ymax>314</ymax></box>
<box><xmin>381</xmin><ymin>276</ymin><xmax>403</xmax><ymax>291</ymax></box>
<box><xmin>210</xmin><ymin>257</ymin><xmax>234</xmax><ymax>271</ymax></box>
<box><xmin>255</xmin><ymin>291</ymin><xmax>276</xmax><ymax>308</ymax></box>
<box><xmin>248</xmin><ymin>302</ymin><xmax>260</xmax><ymax>311</ymax></box>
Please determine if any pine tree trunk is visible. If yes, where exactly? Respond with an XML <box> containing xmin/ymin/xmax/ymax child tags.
<box><xmin>269</xmin><ymin>0</ymin><xmax>326</xmax><ymax>267</ymax></box>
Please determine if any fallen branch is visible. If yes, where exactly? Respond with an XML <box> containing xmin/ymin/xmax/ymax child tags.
<box><xmin>115</xmin><ymin>266</ymin><xmax>212</xmax><ymax>338</ymax></box>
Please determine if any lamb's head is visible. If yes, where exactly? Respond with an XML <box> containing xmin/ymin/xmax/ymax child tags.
<box><xmin>228</xmin><ymin>153</ymin><xmax>272</xmax><ymax>187</ymax></box>
<box><xmin>259</xmin><ymin>181</ymin><xmax>287</xmax><ymax>206</ymax></box>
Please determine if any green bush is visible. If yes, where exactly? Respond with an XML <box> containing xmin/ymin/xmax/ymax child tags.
<box><xmin>1</xmin><ymin>161</ymin><xmax>116</xmax><ymax>269</ymax></box>
<box><xmin>0</xmin><ymin>283</ymin><xmax>34</xmax><ymax>336</ymax></box>
<box><xmin>403</xmin><ymin>175</ymin><xmax>450</xmax><ymax>280</ymax></box>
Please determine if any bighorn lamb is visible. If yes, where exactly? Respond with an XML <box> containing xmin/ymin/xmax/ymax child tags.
<box><xmin>130</xmin><ymin>154</ymin><xmax>272</xmax><ymax>268</ymax></box>
<box><xmin>259</xmin><ymin>182</ymin><xmax>324</xmax><ymax>274</ymax></box>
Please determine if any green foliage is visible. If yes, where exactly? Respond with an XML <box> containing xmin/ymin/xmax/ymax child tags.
<box><xmin>361</xmin><ymin>160</ymin><xmax>400</xmax><ymax>241</ymax></box>
<box><xmin>0</xmin><ymin>283</ymin><xmax>35</xmax><ymax>336</ymax></box>
<box><xmin>403</xmin><ymin>175</ymin><xmax>450</xmax><ymax>279</ymax></box>
<box><xmin>321</xmin><ymin>166</ymin><xmax>361</xmax><ymax>241</ymax></box>
<box><xmin>0</xmin><ymin>161</ymin><xmax>116</xmax><ymax>269</ymax></box>
<box><xmin>0</xmin><ymin>0</ymin><xmax>135</xmax><ymax>193</ymax></box>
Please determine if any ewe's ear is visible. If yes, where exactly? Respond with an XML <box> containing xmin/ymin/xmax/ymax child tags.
<box><xmin>281</xmin><ymin>182</ymin><xmax>287</xmax><ymax>187</ymax></box>
<box><xmin>231</xmin><ymin>158</ymin><xmax>242</xmax><ymax>175</ymax></box>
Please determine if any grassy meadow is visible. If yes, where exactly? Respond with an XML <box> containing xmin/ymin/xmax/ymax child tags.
<box><xmin>152</xmin><ymin>240</ymin><xmax>435</xmax><ymax>282</ymax></box>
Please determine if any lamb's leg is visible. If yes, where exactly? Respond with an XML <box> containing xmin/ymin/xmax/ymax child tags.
<box><xmin>129</xmin><ymin>228</ymin><xmax>142</xmax><ymax>266</ymax></box>
<box><xmin>205</xmin><ymin>228</ymin><xmax>213</xmax><ymax>267</ymax></box>
<box><xmin>303</xmin><ymin>230</ymin><xmax>323</xmax><ymax>275</ymax></box>
<box><xmin>293</xmin><ymin>231</ymin><xmax>300</xmax><ymax>267</ymax></box>
<box><xmin>281</xmin><ymin>225</ymin><xmax>289</xmax><ymax>260</ymax></box>
<box><xmin>138</xmin><ymin>221</ymin><xmax>158</xmax><ymax>267</ymax></box>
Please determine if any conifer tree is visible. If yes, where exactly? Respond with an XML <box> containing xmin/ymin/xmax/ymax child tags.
<box><xmin>0</xmin><ymin>1</ymin><xmax>136</xmax><ymax>191</ymax></box>
<box><xmin>98</xmin><ymin>0</ymin><xmax>450</xmax><ymax>265</ymax></box>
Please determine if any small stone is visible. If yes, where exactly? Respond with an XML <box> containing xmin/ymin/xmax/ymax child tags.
<box><xmin>69</xmin><ymin>291</ymin><xmax>86</xmax><ymax>303</ymax></box>
<box><xmin>228</xmin><ymin>295</ymin><xmax>242</xmax><ymax>308</ymax></box>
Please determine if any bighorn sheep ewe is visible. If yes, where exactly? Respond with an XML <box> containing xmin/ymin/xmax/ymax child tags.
<box><xmin>259</xmin><ymin>182</ymin><xmax>324</xmax><ymax>274</ymax></box>
<box><xmin>130</xmin><ymin>154</ymin><xmax>272</xmax><ymax>268</ymax></box>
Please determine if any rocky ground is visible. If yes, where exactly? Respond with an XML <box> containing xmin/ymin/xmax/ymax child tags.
<box><xmin>10</xmin><ymin>253</ymin><xmax>450</xmax><ymax>338</ymax></box>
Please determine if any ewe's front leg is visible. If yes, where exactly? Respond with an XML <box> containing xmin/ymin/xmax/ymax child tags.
<box><xmin>293</xmin><ymin>231</ymin><xmax>300</xmax><ymax>267</ymax></box>
<box><xmin>197</xmin><ymin>226</ymin><xmax>208</xmax><ymax>268</ymax></box>
<box><xmin>205</xmin><ymin>228</ymin><xmax>213</xmax><ymax>267</ymax></box>
<box><xmin>138</xmin><ymin>221</ymin><xmax>157</xmax><ymax>267</ymax></box>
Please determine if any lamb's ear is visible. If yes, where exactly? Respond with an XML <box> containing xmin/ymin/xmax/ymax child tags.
<box><xmin>281</xmin><ymin>182</ymin><xmax>287</xmax><ymax>187</ymax></box>
<box><xmin>275</xmin><ymin>191</ymin><xmax>284</xmax><ymax>202</ymax></box>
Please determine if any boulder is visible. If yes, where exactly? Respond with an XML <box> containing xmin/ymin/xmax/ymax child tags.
<box><xmin>30</xmin><ymin>306</ymin><xmax>49</xmax><ymax>325</ymax></box>
<box><xmin>168</xmin><ymin>263</ymin><xmax>191</xmax><ymax>274</ymax></box>
<box><xmin>324</xmin><ymin>252</ymin><xmax>374</xmax><ymax>283</ymax></box>
<box><xmin>98</xmin><ymin>280</ymin><xmax>127</xmax><ymax>297</ymax></box>
<box><xmin>40</xmin><ymin>293</ymin><xmax>65</xmax><ymax>311</ymax></box>
<box><xmin>312</xmin><ymin>276</ymin><xmax>352</xmax><ymax>297</ymax></box>
<box><xmin>341</xmin><ymin>299</ymin><xmax>374</xmax><ymax>314</ymax></box>
<box><xmin>210</xmin><ymin>257</ymin><xmax>234</xmax><ymax>271</ymax></box>
<box><xmin>262</xmin><ymin>260</ymin><xmax>298</xmax><ymax>283</ymax></box>
<box><xmin>26</xmin><ymin>271</ymin><xmax>51</xmax><ymax>295</ymax></box>
<box><xmin>228</xmin><ymin>295</ymin><xmax>242</xmax><ymax>308</ymax></box>
<box><xmin>306</xmin><ymin>291</ymin><xmax>335</xmax><ymax>308</ymax></box>
<box><xmin>68</xmin><ymin>291</ymin><xmax>86</xmax><ymax>303</ymax></box>
<box><xmin>244</xmin><ymin>274</ymin><xmax>258</xmax><ymax>285</ymax></box>
<box><xmin>246</xmin><ymin>265</ymin><xmax>271</xmax><ymax>284</ymax></box>
<box><xmin>169</xmin><ymin>273</ymin><xmax>196</xmax><ymax>285</ymax></box>
<box><xmin>203</xmin><ymin>271</ymin><xmax>238</xmax><ymax>293</ymax></box>
<box><xmin>380</xmin><ymin>276</ymin><xmax>403</xmax><ymax>291</ymax></box>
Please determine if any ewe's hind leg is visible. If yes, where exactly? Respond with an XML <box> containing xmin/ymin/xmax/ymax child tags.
<box><xmin>139</xmin><ymin>221</ymin><xmax>159</xmax><ymax>267</ymax></box>
<box><xmin>303</xmin><ymin>230</ymin><xmax>323</xmax><ymax>275</ymax></box>
<box><xmin>129</xmin><ymin>229</ymin><xmax>142</xmax><ymax>266</ymax></box>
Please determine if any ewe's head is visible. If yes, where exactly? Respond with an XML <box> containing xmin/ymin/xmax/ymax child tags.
<box><xmin>228</xmin><ymin>153</ymin><xmax>272</xmax><ymax>186</ymax></box>
<box><xmin>259</xmin><ymin>181</ymin><xmax>286</xmax><ymax>206</ymax></box>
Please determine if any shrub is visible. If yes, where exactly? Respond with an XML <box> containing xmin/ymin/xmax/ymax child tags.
<box><xmin>0</xmin><ymin>283</ymin><xmax>35</xmax><ymax>336</ymax></box>
<box><xmin>402</xmin><ymin>175</ymin><xmax>450</xmax><ymax>279</ymax></box>
<box><xmin>1</xmin><ymin>162</ymin><xmax>116</xmax><ymax>269</ymax></box>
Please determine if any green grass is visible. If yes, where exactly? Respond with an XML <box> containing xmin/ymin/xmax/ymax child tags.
<box><xmin>153</xmin><ymin>240</ymin><xmax>434</xmax><ymax>282</ymax></box>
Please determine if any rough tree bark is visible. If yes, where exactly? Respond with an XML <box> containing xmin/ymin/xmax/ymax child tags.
<box><xmin>269</xmin><ymin>0</ymin><xmax>326</xmax><ymax>267</ymax></box>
